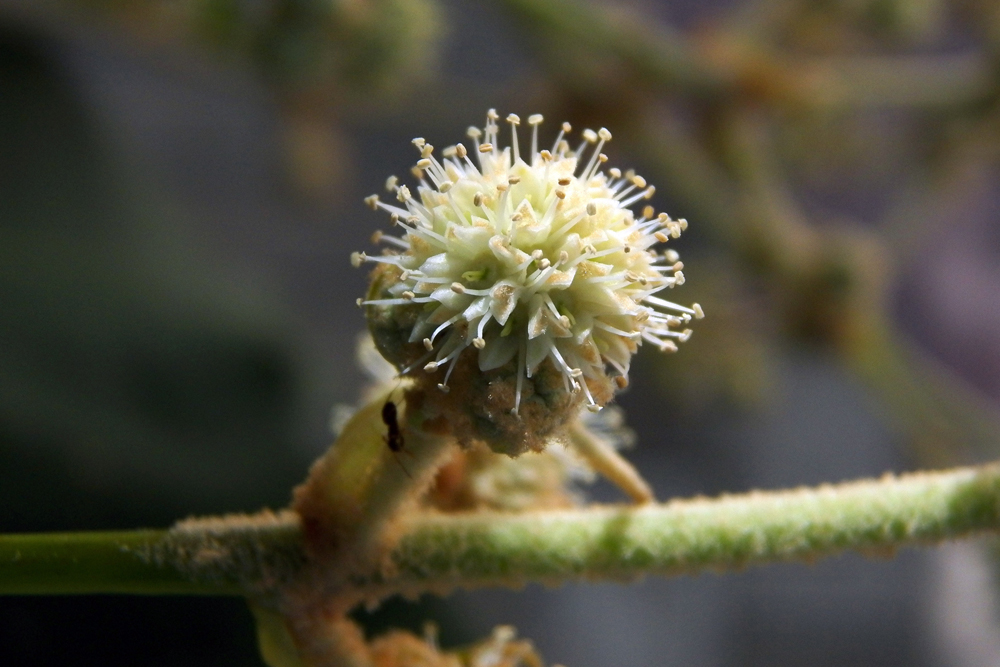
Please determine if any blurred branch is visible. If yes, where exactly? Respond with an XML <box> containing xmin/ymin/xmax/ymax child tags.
<box><xmin>498</xmin><ymin>0</ymin><xmax>995</xmax><ymax>110</ymax></box>
<box><xmin>496</xmin><ymin>0</ymin><xmax>730</xmax><ymax>97</ymax></box>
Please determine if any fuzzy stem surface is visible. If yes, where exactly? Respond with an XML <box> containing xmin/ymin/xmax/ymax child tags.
<box><xmin>4</xmin><ymin>464</ymin><xmax>1000</xmax><ymax>597</ymax></box>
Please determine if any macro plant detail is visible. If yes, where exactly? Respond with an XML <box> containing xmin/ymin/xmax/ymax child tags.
<box><xmin>353</xmin><ymin>110</ymin><xmax>702</xmax><ymax>455</ymax></box>
<box><xmin>6</xmin><ymin>0</ymin><xmax>1000</xmax><ymax>665</ymax></box>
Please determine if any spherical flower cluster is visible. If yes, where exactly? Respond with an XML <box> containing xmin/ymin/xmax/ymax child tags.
<box><xmin>354</xmin><ymin>110</ymin><xmax>701</xmax><ymax>449</ymax></box>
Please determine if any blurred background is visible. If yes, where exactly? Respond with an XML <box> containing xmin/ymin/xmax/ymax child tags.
<box><xmin>3</xmin><ymin>0</ymin><xmax>1000</xmax><ymax>664</ymax></box>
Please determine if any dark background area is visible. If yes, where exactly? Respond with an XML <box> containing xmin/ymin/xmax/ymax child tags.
<box><xmin>2</xmin><ymin>0</ymin><xmax>1000</xmax><ymax>665</ymax></box>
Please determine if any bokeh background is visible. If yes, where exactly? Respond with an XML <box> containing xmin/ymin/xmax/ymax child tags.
<box><xmin>3</xmin><ymin>0</ymin><xmax>1000</xmax><ymax>665</ymax></box>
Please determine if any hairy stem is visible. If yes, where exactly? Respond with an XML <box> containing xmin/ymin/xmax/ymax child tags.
<box><xmin>4</xmin><ymin>464</ymin><xmax>1000</xmax><ymax>597</ymax></box>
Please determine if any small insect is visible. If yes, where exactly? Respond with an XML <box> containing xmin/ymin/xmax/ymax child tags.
<box><xmin>382</xmin><ymin>394</ymin><xmax>412</xmax><ymax>478</ymax></box>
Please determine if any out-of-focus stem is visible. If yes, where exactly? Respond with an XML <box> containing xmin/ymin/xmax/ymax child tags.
<box><xmin>496</xmin><ymin>0</ymin><xmax>730</xmax><ymax>97</ymax></box>
<box><xmin>568</xmin><ymin>420</ymin><xmax>654</xmax><ymax>504</ymax></box>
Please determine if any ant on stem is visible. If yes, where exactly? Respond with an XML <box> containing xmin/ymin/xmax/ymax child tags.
<box><xmin>382</xmin><ymin>383</ymin><xmax>412</xmax><ymax>478</ymax></box>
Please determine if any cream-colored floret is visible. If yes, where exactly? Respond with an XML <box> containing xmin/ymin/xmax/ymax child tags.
<box><xmin>356</xmin><ymin>110</ymin><xmax>702</xmax><ymax>414</ymax></box>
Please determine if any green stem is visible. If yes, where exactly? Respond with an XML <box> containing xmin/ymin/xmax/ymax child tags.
<box><xmin>0</xmin><ymin>530</ymin><xmax>211</xmax><ymax>595</ymax></box>
<box><xmin>5</xmin><ymin>465</ymin><xmax>1000</xmax><ymax>597</ymax></box>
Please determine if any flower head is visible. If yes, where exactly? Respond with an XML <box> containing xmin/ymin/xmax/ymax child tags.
<box><xmin>355</xmin><ymin>110</ymin><xmax>702</xmax><ymax>454</ymax></box>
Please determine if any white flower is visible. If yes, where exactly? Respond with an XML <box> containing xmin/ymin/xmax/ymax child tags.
<box><xmin>354</xmin><ymin>110</ymin><xmax>702</xmax><ymax>417</ymax></box>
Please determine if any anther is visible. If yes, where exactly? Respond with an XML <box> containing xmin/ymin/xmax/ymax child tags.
<box><xmin>643</xmin><ymin>186</ymin><xmax>656</xmax><ymax>199</ymax></box>
<box><xmin>479</xmin><ymin>143</ymin><xmax>494</xmax><ymax>153</ymax></box>
<box><xmin>615</xmin><ymin>376</ymin><xmax>629</xmax><ymax>389</ymax></box>
<box><xmin>558</xmin><ymin>177</ymin><xmax>571</xmax><ymax>186</ymax></box>
<box><xmin>423</xmin><ymin>338</ymin><xmax>433</xmax><ymax>351</ymax></box>
<box><xmin>385</xmin><ymin>176</ymin><xmax>398</xmax><ymax>191</ymax></box>
<box><xmin>473</xmin><ymin>193</ymin><xmax>484</xmax><ymax>207</ymax></box>
<box><xmin>416</xmin><ymin>158</ymin><xmax>431</xmax><ymax>169</ymax></box>
<box><xmin>693</xmin><ymin>303</ymin><xmax>705</xmax><ymax>319</ymax></box>
<box><xmin>561</xmin><ymin>122</ymin><xmax>572</xmax><ymax>134</ymax></box>
<box><xmin>598</xmin><ymin>153</ymin><xmax>608</xmax><ymax>163</ymax></box>
<box><xmin>411</xmin><ymin>167</ymin><xmax>423</xmax><ymax>179</ymax></box>
<box><xmin>558</xmin><ymin>250</ymin><xmax>569</xmax><ymax>264</ymax></box>
<box><xmin>632</xmin><ymin>175</ymin><xmax>647</xmax><ymax>188</ymax></box>
<box><xmin>350</xmin><ymin>251</ymin><xmax>365</xmax><ymax>267</ymax></box>
<box><xmin>370</xmin><ymin>230</ymin><xmax>383</xmax><ymax>244</ymax></box>
<box><xmin>472</xmin><ymin>337</ymin><xmax>486</xmax><ymax>349</ymax></box>
<box><xmin>642</xmin><ymin>205</ymin><xmax>654</xmax><ymax>219</ymax></box>
<box><xmin>539</xmin><ymin>258</ymin><xmax>551</xmax><ymax>269</ymax></box>
<box><xmin>455</xmin><ymin>143</ymin><xmax>468</xmax><ymax>158</ymax></box>
<box><xmin>664</xmin><ymin>249</ymin><xmax>680</xmax><ymax>262</ymax></box>
<box><xmin>555</xmin><ymin>190</ymin><xmax>566</xmax><ymax>199</ymax></box>
<box><xmin>364</xmin><ymin>194</ymin><xmax>379</xmax><ymax>210</ymax></box>
<box><xmin>598</xmin><ymin>127</ymin><xmax>612</xmax><ymax>141</ymax></box>
<box><xmin>439</xmin><ymin>181</ymin><xmax>452</xmax><ymax>193</ymax></box>
<box><xmin>421</xmin><ymin>144</ymin><xmax>434</xmax><ymax>158</ymax></box>
<box><xmin>508</xmin><ymin>176</ymin><xmax>521</xmax><ymax>185</ymax></box>
<box><xmin>583</xmin><ymin>129</ymin><xmax>598</xmax><ymax>143</ymax></box>
<box><xmin>467</xmin><ymin>127</ymin><xmax>482</xmax><ymax>139</ymax></box>
<box><xmin>396</xmin><ymin>185</ymin><xmax>411</xmax><ymax>202</ymax></box>
<box><xmin>586</xmin><ymin>202</ymin><xmax>597</xmax><ymax>216</ymax></box>
<box><xmin>539</xmin><ymin>150</ymin><xmax>552</xmax><ymax>161</ymax></box>
<box><xmin>355</xmin><ymin>298</ymin><xmax>363</xmax><ymax>307</ymax></box>
<box><xmin>424</xmin><ymin>361</ymin><xmax>439</xmax><ymax>372</ymax></box>
<box><xmin>487</xmin><ymin>109</ymin><xmax>499</xmax><ymax>121</ymax></box>
<box><xmin>609</xmin><ymin>168</ymin><xmax>622</xmax><ymax>179</ymax></box>
<box><xmin>402</xmin><ymin>291</ymin><xmax>415</xmax><ymax>300</ymax></box>
<box><xmin>412</xmin><ymin>137</ymin><xmax>426</xmax><ymax>149</ymax></box>
<box><xmin>528</xmin><ymin>114</ymin><xmax>544</xmax><ymax>125</ymax></box>
<box><xmin>506</xmin><ymin>113</ymin><xmax>520</xmax><ymax>125</ymax></box>
<box><xmin>390</xmin><ymin>213</ymin><xmax>400</xmax><ymax>226</ymax></box>
<box><xmin>451</xmin><ymin>282</ymin><xmax>466</xmax><ymax>294</ymax></box>
<box><xmin>437</xmin><ymin>383</ymin><xmax>450</xmax><ymax>393</ymax></box>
